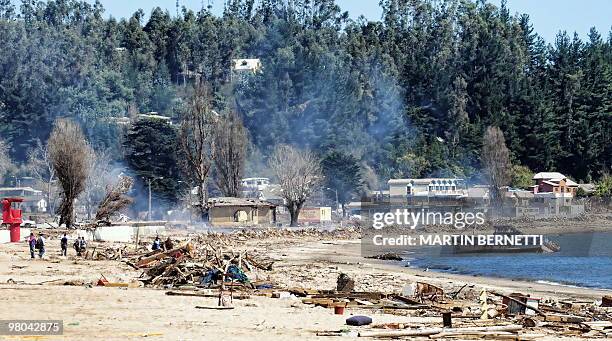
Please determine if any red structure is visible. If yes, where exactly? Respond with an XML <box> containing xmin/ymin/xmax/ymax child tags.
<box><xmin>2</xmin><ymin>198</ymin><xmax>23</xmax><ymax>242</ymax></box>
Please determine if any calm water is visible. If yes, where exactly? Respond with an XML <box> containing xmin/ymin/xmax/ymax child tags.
<box><xmin>405</xmin><ymin>232</ymin><xmax>612</xmax><ymax>289</ymax></box>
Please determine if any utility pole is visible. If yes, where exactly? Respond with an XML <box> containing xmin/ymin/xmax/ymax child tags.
<box><xmin>325</xmin><ymin>187</ymin><xmax>339</xmax><ymax>214</ymax></box>
<box><xmin>325</xmin><ymin>187</ymin><xmax>342</xmax><ymax>228</ymax></box>
<box><xmin>147</xmin><ymin>176</ymin><xmax>164</xmax><ymax>221</ymax></box>
<box><xmin>148</xmin><ymin>178</ymin><xmax>152</xmax><ymax>221</ymax></box>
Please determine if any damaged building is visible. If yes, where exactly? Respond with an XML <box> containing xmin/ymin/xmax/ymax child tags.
<box><xmin>208</xmin><ymin>197</ymin><xmax>277</xmax><ymax>226</ymax></box>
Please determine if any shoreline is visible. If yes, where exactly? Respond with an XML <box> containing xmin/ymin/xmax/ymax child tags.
<box><xmin>403</xmin><ymin>261</ymin><xmax>612</xmax><ymax>292</ymax></box>
<box><xmin>287</xmin><ymin>238</ymin><xmax>612</xmax><ymax>301</ymax></box>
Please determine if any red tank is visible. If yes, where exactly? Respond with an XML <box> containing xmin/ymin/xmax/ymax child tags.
<box><xmin>2</xmin><ymin>198</ymin><xmax>23</xmax><ymax>242</ymax></box>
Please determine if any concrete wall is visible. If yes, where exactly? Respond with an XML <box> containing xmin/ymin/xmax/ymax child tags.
<box><xmin>92</xmin><ymin>225</ymin><xmax>166</xmax><ymax>242</ymax></box>
<box><xmin>0</xmin><ymin>228</ymin><xmax>31</xmax><ymax>243</ymax></box>
<box><xmin>92</xmin><ymin>226</ymin><xmax>133</xmax><ymax>242</ymax></box>
<box><xmin>299</xmin><ymin>207</ymin><xmax>332</xmax><ymax>223</ymax></box>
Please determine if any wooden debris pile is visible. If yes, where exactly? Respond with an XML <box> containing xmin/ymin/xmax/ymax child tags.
<box><xmin>305</xmin><ymin>282</ymin><xmax>612</xmax><ymax>339</ymax></box>
<box><xmin>188</xmin><ymin>226</ymin><xmax>360</xmax><ymax>245</ymax></box>
<box><xmin>129</xmin><ymin>240</ymin><xmax>275</xmax><ymax>288</ymax></box>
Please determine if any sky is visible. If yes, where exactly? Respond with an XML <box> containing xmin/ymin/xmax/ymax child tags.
<box><xmin>9</xmin><ymin>0</ymin><xmax>612</xmax><ymax>43</ymax></box>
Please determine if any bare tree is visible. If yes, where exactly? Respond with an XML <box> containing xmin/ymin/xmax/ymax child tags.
<box><xmin>179</xmin><ymin>82</ymin><xmax>216</xmax><ymax>219</ymax></box>
<box><xmin>482</xmin><ymin>126</ymin><xmax>511</xmax><ymax>207</ymax></box>
<box><xmin>48</xmin><ymin>119</ymin><xmax>92</xmax><ymax>228</ymax></box>
<box><xmin>269</xmin><ymin>144</ymin><xmax>322</xmax><ymax>227</ymax></box>
<box><xmin>0</xmin><ymin>138</ymin><xmax>13</xmax><ymax>184</ymax></box>
<box><xmin>95</xmin><ymin>175</ymin><xmax>134</xmax><ymax>221</ymax></box>
<box><xmin>213</xmin><ymin>110</ymin><xmax>247</xmax><ymax>197</ymax></box>
<box><xmin>27</xmin><ymin>141</ymin><xmax>57</xmax><ymax>213</ymax></box>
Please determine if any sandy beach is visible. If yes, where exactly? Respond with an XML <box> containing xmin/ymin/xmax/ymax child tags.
<box><xmin>0</xmin><ymin>224</ymin><xmax>611</xmax><ymax>340</ymax></box>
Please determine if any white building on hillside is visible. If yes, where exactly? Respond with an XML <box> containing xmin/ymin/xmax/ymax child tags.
<box><xmin>388</xmin><ymin>178</ymin><xmax>466</xmax><ymax>199</ymax></box>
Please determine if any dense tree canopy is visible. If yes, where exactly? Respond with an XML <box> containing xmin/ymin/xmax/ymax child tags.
<box><xmin>0</xmin><ymin>0</ymin><xmax>610</xmax><ymax>194</ymax></box>
<box><xmin>123</xmin><ymin>118</ymin><xmax>182</xmax><ymax>205</ymax></box>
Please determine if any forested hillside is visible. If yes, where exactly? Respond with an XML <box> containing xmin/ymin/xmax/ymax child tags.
<box><xmin>0</xmin><ymin>0</ymin><xmax>610</xmax><ymax>187</ymax></box>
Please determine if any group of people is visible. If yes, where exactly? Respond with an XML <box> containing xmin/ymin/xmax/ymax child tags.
<box><xmin>27</xmin><ymin>233</ymin><xmax>45</xmax><ymax>259</ymax></box>
<box><xmin>27</xmin><ymin>233</ymin><xmax>171</xmax><ymax>258</ymax></box>
<box><xmin>73</xmin><ymin>236</ymin><xmax>88</xmax><ymax>256</ymax></box>
<box><xmin>27</xmin><ymin>232</ymin><xmax>86</xmax><ymax>258</ymax></box>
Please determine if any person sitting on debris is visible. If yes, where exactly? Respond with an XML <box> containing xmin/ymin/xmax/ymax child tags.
<box><xmin>60</xmin><ymin>233</ymin><xmax>68</xmax><ymax>256</ymax></box>
<box><xmin>28</xmin><ymin>233</ymin><xmax>36</xmax><ymax>259</ymax></box>
<box><xmin>164</xmin><ymin>237</ymin><xmax>173</xmax><ymax>251</ymax></box>
<box><xmin>35</xmin><ymin>233</ymin><xmax>46</xmax><ymax>259</ymax></box>
<box><xmin>152</xmin><ymin>236</ymin><xmax>161</xmax><ymax>251</ymax></box>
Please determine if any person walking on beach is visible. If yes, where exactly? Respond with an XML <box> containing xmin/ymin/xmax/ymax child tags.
<box><xmin>35</xmin><ymin>233</ymin><xmax>45</xmax><ymax>259</ymax></box>
<box><xmin>27</xmin><ymin>233</ymin><xmax>36</xmax><ymax>259</ymax></box>
<box><xmin>74</xmin><ymin>237</ymin><xmax>87</xmax><ymax>256</ymax></box>
<box><xmin>60</xmin><ymin>233</ymin><xmax>68</xmax><ymax>256</ymax></box>
<box><xmin>73</xmin><ymin>237</ymin><xmax>81</xmax><ymax>256</ymax></box>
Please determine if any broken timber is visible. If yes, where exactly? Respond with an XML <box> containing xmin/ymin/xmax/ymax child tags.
<box><xmin>136</xmin><ymin>242</ymin><xmax>193</xmax><ymax>268</ymax></box>
<box><xmin>358</xmin><ymin>324</ymin><xmax>522</xmax><ymax>338</ymax></box>
<box><xmin>166</xmin><ymin>291</ymin><xmax>250</xmax><ymax>300</ymax></box>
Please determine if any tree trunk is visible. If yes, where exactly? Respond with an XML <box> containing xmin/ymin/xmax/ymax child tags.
<box><xmin>198</xmin><ymin>181</ymin><xmax>209</xmax><ymax>221</ymax></box>
<box><xmin>288</xmin><ymin>202</ymin><xmax>303</xmax><ymax>227</ymax></box>
<box><xmin>58</xmin><ymin>198</ymin><xmax>74</xmax><ymax>228</ymax></box>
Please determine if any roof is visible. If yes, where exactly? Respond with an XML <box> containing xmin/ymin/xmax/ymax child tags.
<box><xmin>232</xmin><ymin>59</ymin><xmax>262</xmax><ymax>71</ymax></box>
<box><xmin>241</xmin><ymin>177</ymin><xmax>269</xmax><ymax>182</ymax></box>
<box><xmin>0</xmin><ymin>187</ymin><xmax>42</xmax><ymax>194</ymax></box>
<box><xmin>137</xmin><ymin>113</ymin><xmax>171</xmax><ymax>122</ymax></box>
<box><xmin>565</xmin><ymin>179</ymin><xmax>578</xmax><ymax>186</ymax></box>
<box><xmin>208</xmin><ymin>197</ymin><xmax>276</xmax><ymax>208</ymax></box>
<box><xmin>366</xmin><ymin>189</ymin><xmax>389</xmax><ymax>195</ymax></box>
<box><xmin>533</xmin><ymin>172</ymin><xmax>578</xmax><ymax>186</ymax></box>
<box><xmin>541</xmin><ymin>179</ymin><xmax>579</xmax><ymax>187</ymax></box>
<box><xmin>388</xmin><ymin>178</ymin><xmax>463</xmax><ymax>185</ymax></box>
<box><xmin>533</xmin><ymin>172</ymin><xmax>565</xmax><ymax>180</ymax></box>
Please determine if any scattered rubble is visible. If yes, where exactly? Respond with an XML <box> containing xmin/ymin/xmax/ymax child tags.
<box><xmin>4</xmin><ymin>226</ymin><xmax>611</xmax><ymax>340</ymax></box>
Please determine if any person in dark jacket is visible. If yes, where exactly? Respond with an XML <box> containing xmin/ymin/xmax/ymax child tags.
<box><xmin>60</xmin><ymin>233</ymin><xmax>68</xmax><ymax>256</ymax></box>
<box><xmin>36</xmin><ymin>233</ymin><xmax>45</xmax><ymax>259</ymax></box>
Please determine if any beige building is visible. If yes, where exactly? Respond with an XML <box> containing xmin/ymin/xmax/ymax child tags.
<box><xmin>298</xmin><ymin>207</ymin><xmax>332</xmax><ymax>223</ymax></box>
<box><xmin>208</xmin><ymin>197</ymin><xmax>276</xmax><ymax>226</ymax></box>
